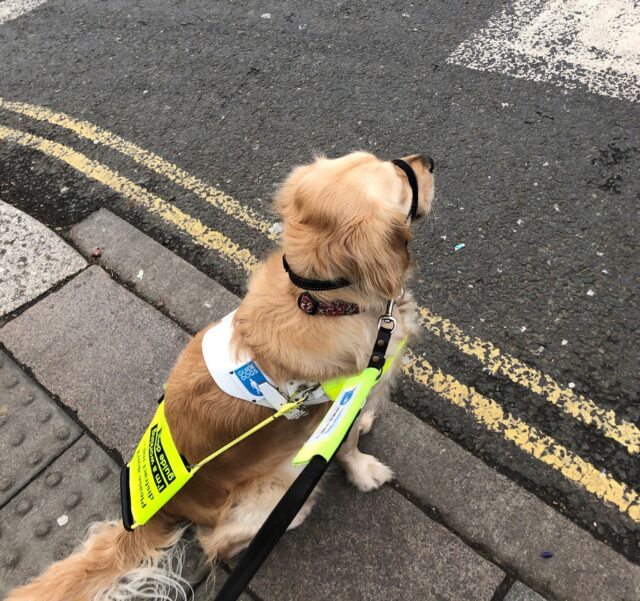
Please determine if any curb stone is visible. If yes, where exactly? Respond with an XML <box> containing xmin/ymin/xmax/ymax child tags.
<box><xmin>70</xmin><ymin>209</ymin><xmax>238</xmax><ymax>332</ymax></box>
<box><xmin>0</xmin><ymin>200</ymin><xmax>86</xmax><ymax>318</ymax></box>
<box><xmin>251</xmin><ymin>479</ymin><xmax>504</xmax><ymax>601</ymax></box>
<box><xmin>361</xmin><ymin>401</ymin><xmax>640</xmax><ymax>601</ymax></box>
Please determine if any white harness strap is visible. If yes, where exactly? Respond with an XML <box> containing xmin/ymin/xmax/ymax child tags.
<box><xmin>202</xmin><ymin>310</ymin><xmax>330</xmax><ymax>415</ymax></box>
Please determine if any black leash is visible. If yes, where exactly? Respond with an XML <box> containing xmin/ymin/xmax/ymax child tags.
<box><xmin>213</xmin><ymin>301</ymin><xmax>397</xmax><ymax>601</ymax></box>
<box><xmin>213</xmin><ymin>455</ymin><xmax>329</xmax><ymax>601</ymax></box>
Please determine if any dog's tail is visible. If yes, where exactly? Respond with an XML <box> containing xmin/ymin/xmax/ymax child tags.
<box><xmin>7</xmin><ymin>516</ymin><xmax>190</xmax><ymax>601</ymax></box>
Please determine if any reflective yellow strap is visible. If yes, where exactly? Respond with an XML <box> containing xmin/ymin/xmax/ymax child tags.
<box><xmin>321</xmin><ymin>337</ymin><xmax>407</xmax><ymax>400</ymax></box>
<box><xmin>293</xmin><ymin>367</ymin><xmax>380</xmax><ymax>465</ymax></box>
<box><xmin>127</xmin><ymin>402</ymin><xmax>194</xmax><ymax>528</ymax></box>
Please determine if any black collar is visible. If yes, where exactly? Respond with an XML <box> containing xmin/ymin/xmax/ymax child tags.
<box><xmin>283</xmin><ymin>157</ymin><xmax>419</xmax><ymax>293</ymax></box>
<box><xmin>391</xmin><ymin>158</ymin><xmax>419</xmax><ymax>222</ymax></box>
<box><xmin>282</xmin><ymin>255</ymin><xmax>350</xmax><ymax>291</ymax></box>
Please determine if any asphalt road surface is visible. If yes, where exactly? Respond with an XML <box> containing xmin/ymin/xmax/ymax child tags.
<box><xmin>1</xmin><ymin>0</ymin><xmax>638</xmax><ymax>564</ymax></box>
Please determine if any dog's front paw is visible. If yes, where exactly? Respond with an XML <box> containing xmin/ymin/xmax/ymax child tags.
<box><xmin>344</xmin><ymin>452</ymin><xmax>393</xmax><ymax>492</ymax></box>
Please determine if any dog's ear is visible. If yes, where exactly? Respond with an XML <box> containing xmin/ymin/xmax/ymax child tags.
<box><xmin>344</xmin><ymin>212</ymin><xmax>411</xmax><ymax>298</ymax></box>
<box><xmin>274</xmin><ymin>163</ymin><xmax>313</xmax><ymax>220</ymax></box>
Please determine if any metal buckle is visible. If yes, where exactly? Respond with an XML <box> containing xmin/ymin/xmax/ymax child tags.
<box><xmin>286</xmin><ymin>383</ymin><xmax>320</xmax><ymax>419</ymax></box>
<box><xmin>376</xmin><ymin>297</ymin><xmax>398</xmax><ymax>333</ymax></box>
<box><xmin>293</xmin><ymin>382</ymin><xmax>321</xmax><ymax>402</ymax></box>
<box><xmin>377</xmin><ymin>315</ymin><xmax>397</xmax><ymax>333</ymax></box>
<box><xmin>258</xmin><ymin>382</ymin><xmax>308</xmax><ymax>419</ymax></box>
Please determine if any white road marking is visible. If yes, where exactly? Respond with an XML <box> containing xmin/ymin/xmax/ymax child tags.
<box><xmin>0</xmin><ymin>0</ymin><xmax>48</xmax><ymax>25</ymax></box>
<box><xmin>447</xmin><ymin>0</ymin><xmax>640</xmax><ymax>103</ymax></box>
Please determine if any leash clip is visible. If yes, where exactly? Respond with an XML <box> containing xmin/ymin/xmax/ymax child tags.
<box><xmin>377</xmin><ymin>315</ymin><xmax>397</xmax><ymax>333</ymax></box>
<box><xmin>259</xmin><ymin>382</ymin><xmax>308</xmax><ymax>419</ymax></box>
<box><xmin>377</xmin><ymin>298</ymin><xmax>397</xmax><ymax>333</ymax></box>
<box><xmin>286</xmin><ymin>382</ymin><xmax>325</xmax><ymax>419</ymax></box>
<box><xmin>292</xmin><ymin>382</ymin><xmax>321</xmax><ymax>401</ymax></box>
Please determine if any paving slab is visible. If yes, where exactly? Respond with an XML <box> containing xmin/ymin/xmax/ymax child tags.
<box><xmin>0</xmin><ymin>201</ymin><xmax>86</xmax><ymax>318</ymax></box>
<box><xmin>193</xmin><ymin>570</ymin><xmax>254</xmax><ymax>601</ymax></box>
<box><xmin>0</xmin><ymin>350</ymin><xmax>81</xmax><ymax>505</ymax></box>
<box><xmin>250</xmin><ymin>478</ymin><xmax>504</xmax><ymax>601</ymax></box>
<box><xmin>70</xmin><ymin>209</ymin><xmax>238</xmax><ymax>332</ymax></box>
<box><xmin>361</xmin><ymin>402</ymin><xmax>640</xmax><ymax>601</ymax></box>
<box><xmin>0</xmin><ymin>266</ymin><xmax>190</xmax><ymax>458</ymax></box>
<box><xmin>0</xmin><ymin>436</ymin><xmax>120</xmax><ymax>597</ymax></box>
<box><xmin>505</xmin><ymin>581</ymin><xmax>549</xmax><ymax>601</ymax></box>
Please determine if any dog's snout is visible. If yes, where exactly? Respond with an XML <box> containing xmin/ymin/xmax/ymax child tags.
<box><xmin>419</xmin><ymin>154</ymin><xmax>435</xmax><ymax>173</ymax></box>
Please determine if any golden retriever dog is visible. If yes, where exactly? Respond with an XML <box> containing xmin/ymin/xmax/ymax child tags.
<box><xmin>8</xmin><ymin>150</ymin><xmax>434</xmax><ymax>601</ymax></box>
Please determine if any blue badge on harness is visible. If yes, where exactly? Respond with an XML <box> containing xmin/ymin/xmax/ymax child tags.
<box><xmin>339</xmin><ymin>388</ymin><xmax>356</xmax><ymax>405</ymax></box>
<box><xmin>234</xmin><ymin>361</ymin><xmax>268</xmax><ymax>396</ymax></box>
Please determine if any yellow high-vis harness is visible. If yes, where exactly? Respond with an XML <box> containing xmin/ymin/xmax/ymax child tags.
<box><xmin>120</xmin><ymin>341</ymin><xmax>404</xmax><ymax>531</ymax></box>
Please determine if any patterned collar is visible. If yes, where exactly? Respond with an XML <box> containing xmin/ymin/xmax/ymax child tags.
<box><xmin>297</xmin><ymin>291</ymin><xmax>361</xmax><ymax>316</ymax></box>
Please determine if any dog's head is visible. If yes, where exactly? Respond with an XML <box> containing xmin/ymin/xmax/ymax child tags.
<box><xmin>275</xmin><ymin>151</ymin><xmax>434</xmax><ymax>299</ymax></box>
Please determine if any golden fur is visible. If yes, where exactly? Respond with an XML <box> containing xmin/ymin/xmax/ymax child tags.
<box><xmin>8</xmin><ymin>151</ymin><xmax>434</xmax><ymax>601</ymax></box>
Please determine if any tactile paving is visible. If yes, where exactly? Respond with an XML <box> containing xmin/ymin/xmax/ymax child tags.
<box><xmin>0</xmin><ymin>350</ymin><xmax>81</xmax><ymax>505</ymax></box>
<box><xmin>0</xmin><ymin>436</ymin><xmax>120</xmax><ymax>596</ymax></box>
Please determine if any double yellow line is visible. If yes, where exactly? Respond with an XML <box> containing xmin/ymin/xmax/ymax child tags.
<box><xmin>1</xmin><ymin>98</ymin><xmax>638</xmax><ymax>522</ymax></box>
<box><xmin>0</xmin><ymin>124</ymin><xmax>258</xmax><ymax>272</ymax></box>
